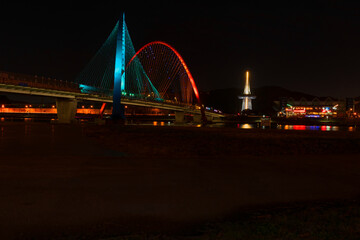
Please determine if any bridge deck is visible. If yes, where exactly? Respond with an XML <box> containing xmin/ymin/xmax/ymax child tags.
<box><xmin>0</xmin><ymin>83</ymin><xmax>224</xmax><ymax>118</ymax></box>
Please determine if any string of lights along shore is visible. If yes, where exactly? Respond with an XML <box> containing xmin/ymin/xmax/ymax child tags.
<box><xmin>238</xmin><ymin>71</ymin><xmax>256</xmax><ymax>111</ymax></box>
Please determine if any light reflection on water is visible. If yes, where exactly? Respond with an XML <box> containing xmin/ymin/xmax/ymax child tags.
<box><xmin>278</xmin><ymin>125</ymin><xmax>353</xmax><ymax>132</ymax></box>
<box><xmin>237</xmin><ymin>123</ymin><xmax>254</xmax><ymax>129</ymax></box>
<box><xmin>0</xmin><ymin>117</ymin><xmax>358</xmax><ymax>132</ymax></box>
<box><xmin>229</xmin><ymin>123</ymin><xmax>356</xmax><ymax>131</ymax></box>
<box><xmin>152</xmin><ymin>121</ymin><xmax>167</xmax><ymax>126</ymax></box>
<box><xmin>0</xmin><ymin>117</ymin><xmax>55</xmax><ymax>123</ymax></box>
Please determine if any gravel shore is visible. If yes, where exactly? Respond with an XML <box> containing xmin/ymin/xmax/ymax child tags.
<box><xmin>0</xmin><ymin>123</ymin><xmax>359</xmax><ymax>239</ymax></box>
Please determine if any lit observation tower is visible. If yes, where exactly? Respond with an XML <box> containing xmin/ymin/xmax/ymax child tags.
<box><xmin>238</xmin><ymin>71</ymin><xmax>256</xmax><ymax>112</ymax></box>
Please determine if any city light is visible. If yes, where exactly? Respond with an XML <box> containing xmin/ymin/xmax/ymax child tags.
<box><xmin>239</xmin><ymin>70</ymin><xmax>256</xmax><ymax>111</ymax></box>
<box><xmin>240</xmin><ymin>124</ymin><xmax>253</xmax><ymax>129</ymax></box>
<box><xmin>284</xmin><ymin>105</ymin><xmax>338</xmax><ymax>118</ymax></box>
<box><xmin>244</xmin><ymin>71</ymin><xmax>250</xmax><ymax>95</ymax></box>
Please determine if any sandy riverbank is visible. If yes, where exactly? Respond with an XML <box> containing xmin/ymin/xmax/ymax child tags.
<box><xmin>0</xmin><ymin>123</ymin><xmax>359</xmax><ymax>239</ymax></box>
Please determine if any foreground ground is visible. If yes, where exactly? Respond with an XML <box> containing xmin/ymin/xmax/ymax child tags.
<box><xmin>0</xmin><ymin>122</ymin><xmax>359</xmax><ymax>239</ymax></box>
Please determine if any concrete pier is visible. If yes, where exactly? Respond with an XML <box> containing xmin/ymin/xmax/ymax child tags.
<box><xmin>193</xmin><ymin>114</ymin><xmax>202</xmax><ymax>123</ymax></box>
<box><xmin>175</xmin><ymin>111</ymin><xmax>185</xmax><ymax>123</ymax></box>
<box><xmin>56</xmin><ymin>98</ymin><xmax>77</xmax><ymax>123</ymax></box>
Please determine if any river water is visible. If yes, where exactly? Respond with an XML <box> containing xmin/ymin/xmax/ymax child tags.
<box><xmin>230</xmin><ymin>123</ymin><xmax>357</xmax><ymax>131</ymax></box>
<box><xmin>0</xmin><ymin>116</ymin><xmax>358</xmax><ymax>132</ymax></box>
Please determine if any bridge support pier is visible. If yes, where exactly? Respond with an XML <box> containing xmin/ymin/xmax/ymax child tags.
<box><xmin>193</xmin><ymin>114</ymin><xmax>202</xmax><ymax>123</ymax></box>
<box><xmin>56</xmin><ymin>98</ymin><xmax>77</xmax><ymax>123</ymax></box>
<box><xmin>175</xmin><ymin>111</ymin><xmax>185</xmax><ymax>124</ymax></box>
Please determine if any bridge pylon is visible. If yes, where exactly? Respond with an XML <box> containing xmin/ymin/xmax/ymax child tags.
<box><xmin>112</xmin><ymin>13</ymin><xmax>126</xmax><ymax>121</ymax></box>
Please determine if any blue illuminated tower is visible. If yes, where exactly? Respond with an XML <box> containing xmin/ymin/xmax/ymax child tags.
<box><xmin>75</xmin><ymin>12</ymin><xmax>163</xmax><ymax>121</ymax></box>
<box><xmin>112</xmin><ymin>13</ymin><xmax>126</xmax><ymax>120</ymax></box>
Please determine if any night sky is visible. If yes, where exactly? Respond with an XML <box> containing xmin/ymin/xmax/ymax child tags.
<box><xmin>1</xmin><ymin>1</ymin><xmax>360</xmax><ymax>98</ymax></box>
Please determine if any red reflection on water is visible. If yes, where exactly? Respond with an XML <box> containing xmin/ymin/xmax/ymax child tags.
<box><xmin>292</xmin><ymin>125</ymin><xmax>306</xmax><ymax>130</ymax></box>
<box><xmin>321</xmin><ymin>126</ymin><xmax>331</xmax><ymax>131</ymax></box>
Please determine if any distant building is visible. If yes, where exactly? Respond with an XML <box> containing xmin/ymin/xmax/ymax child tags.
<box><xmin>277</xmin><ymin>96</ymin><xmax>349</xmax><ymax>118</ymax></box>
<box><xmin>238</xmin><ymin>71</ymin><xmax>256</xmax><ymax>112</ymax></box>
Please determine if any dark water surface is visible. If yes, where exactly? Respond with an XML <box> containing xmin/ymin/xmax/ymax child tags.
<box><xmin>1</xmin><ymin>116</ymin><xmax>358</xmax><ymax>132</ymax></box>
<box><xmin>1</xmin><ymin>121</ymin><xmax>360</xmax><ymax>239</ymax></box>
<box><xmin>0</xmin><ymin>122</ymin><xmax>123</xmax><ymax>158</ymax></box>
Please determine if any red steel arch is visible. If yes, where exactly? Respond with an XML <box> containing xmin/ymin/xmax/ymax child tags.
<box><xmin>127</xmin><ymin>41</ymin><xmax>201</xmax><ymax>104</ymax></box>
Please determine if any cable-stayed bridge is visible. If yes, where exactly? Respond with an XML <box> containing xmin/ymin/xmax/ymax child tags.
<box><xmin>0</xmin><ymin>14</ymin><xmax>224</xmax><ymax>123</ymax></box>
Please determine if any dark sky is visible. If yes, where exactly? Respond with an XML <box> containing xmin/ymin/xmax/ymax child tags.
<box><xmin>1</xmin><ymin>1</ymin><xmax>360</xmax><ymax>98</ymax></box>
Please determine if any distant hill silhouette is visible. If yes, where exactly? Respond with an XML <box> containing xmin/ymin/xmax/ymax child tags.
<box><xmin>201</xmin><ymin>86</ymin><xmax>318</xmax><ymax>116</ymax></box>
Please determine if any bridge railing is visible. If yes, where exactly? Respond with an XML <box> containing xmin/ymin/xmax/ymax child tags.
<box><xmin>0</xmin><ymin>71</ymin><xmax>222</xmax><ymax>114</ymax></box>
<box><xmin>0</xmin><ymin>71</ymin><xmax>81</xmax><ymax>93</ymax></box>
